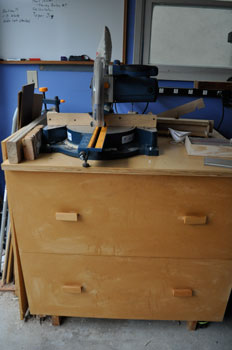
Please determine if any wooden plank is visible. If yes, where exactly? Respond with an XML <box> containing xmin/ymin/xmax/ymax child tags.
<box><xmin>157</xmin><ymin>98</ymin><xmax>205</xmax><ymax>119</ymax></box>
<box><xmin>104</xmin><ymin>114</ymin><xmax>157</xmax><ymax>127</ymax></box>
<box><xmin>1</xmin><ymin>228</ymin><xmax>11</xmax><ymax>285</ymax></box>
<box><xmin>22</xmin><ymin>125</ymin><xmax>44</xmax><ymax>161</ymax></box>
<box><xmin>6</xmin><ymin>242</ymin><xmax>14</xmax><ymax>284</ymax></box>
<box><xmin>47</xmin><ymin>112</ymin><xmax>92</xmax><ymax>126</ymax></box>
<box><xmin>1</xmin><ymin>134</ymin><xmax>14</xmax><ymax>161</ymax></box>
<box><xmin>17</xmin><ymin>91</ymin><xmax>22</xmax><ymax>130</ymax></box>
<box><xmin>47</xmin><ymin>112</ymin><xmax>157</xmax><ymax>128</ymax></box>
<box><xmin>6</xmin><ymin>113</ymin><xmax>46</xmax><ymax>164</ymax></box>
<box><xmin>185</xmin><ymin>136</ymin><xmax>232</xmax><ymax>158</ymax></box>
<box><xmin>33</xmin><ymin>94</ymin><xmax>43</xmax><ymax>120</ymax></box>
<box><xmin>19</xmin><ymin>84</ymin><xmax>35</xmax><ymax>128</ymax></box>
<box><xmin>194</xmin><ymin>81</ymin><xmax>232</xmax><ymax>91</ymax></box>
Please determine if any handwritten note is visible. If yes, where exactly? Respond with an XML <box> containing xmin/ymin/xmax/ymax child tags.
<box><xmin>32</xmin><ymin>0</ymin><xmax>69</xmax><ymax>20</ymax></box>
<box><xmin>1</xmin><ymin>8</ymin><xmax>30</xmax><ymax>24</ymax></box>
<box><xmin>1</xmin><ymin>0</ymin><xmax>69</xmax><ymax>24</ymax></box>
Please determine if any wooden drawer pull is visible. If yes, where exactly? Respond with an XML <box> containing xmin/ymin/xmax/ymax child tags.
<box><xmin>56</xmin><ymin>212</ymin><xmax>79</xmax><ymax>222</ymax></box>
<box><xmin>183</xmin><ymin>215</ymin><xmax>207</xmax><ymax>225</ymax></box>
<box><xmin>62</xmin><ymin>285</ymin><xmax>82</xmax><ymax>294</ymax></box>
<box><xmin>173</xmin><ymin>288</ymin><xmax>193</xmax><ymax>297</ymax></box>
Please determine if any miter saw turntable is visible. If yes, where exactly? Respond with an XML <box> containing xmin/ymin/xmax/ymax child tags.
<box><xmin>42</xmin><ymin>27</ymin><xmax>159</xmax><ymax>166</ymax></box>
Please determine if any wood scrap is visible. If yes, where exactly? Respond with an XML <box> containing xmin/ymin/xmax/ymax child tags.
<box><xmin>33</xmin><ymin>93</ymin><xmax>43</xmax><ymax>119</ymax></box>
<box><xmin>19</xmin><ymin>84</ymin><xmax>35</xmax><ymax>128</ymax></box>
<box><xmin>157</xmin><ymin>118</ymin><xmax>213</xmax><ymax>137</ymax></box>
<box><xmin>6</xmin><ymin>113</ymin><xmax>46</xmax><ymax>163</ymax></box>
<box><xmin>185</xmin><ymin>136</ymin><xmax>232</xmax><ymax>157</ymax></box>
<box><xmin>1</xmin><ymin>226</ymin><xmax>11</xmax><ymax>285</ymax></box>
<box><xmin>22</xmin><ymin>125</ymin><xmax>43</xmax><ymax>161</ymax></box>
<box><xmin>6</xmin><ymin>242</ymin><xmax>14</xmax><ymax>284</ymax></box>
<box><xmin>157</xmin><ymin>98</ymin><xmax>205</xmax><ymax>119</ymax></box>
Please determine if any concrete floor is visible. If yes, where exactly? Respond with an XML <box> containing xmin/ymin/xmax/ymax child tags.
<box><xmin>0</xmin><ymin>292</ymin><xmax>232</xmax><ymax>350</ymax></box>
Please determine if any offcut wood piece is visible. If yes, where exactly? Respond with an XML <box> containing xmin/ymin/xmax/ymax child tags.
<box><xmin>32</xmin><ymin>94</ymin><xmax>43</xmax><ymax>119</ymax></box>
<box><xmin>194</xmin><ymin>81</ymin><xmax>232</xmax><ymax>91</ymax></box>
<box><xmin>157</xmin><ymin>118</ymin><xmax>213</xmax><ymax>137</ymax></box>
<box><xmin>1</xmin><ymin>227</ymin><xmax>11</xmax><ymax>285</ymax></box>
<box><xmin>185</xmin><ymin>136</ymin><xmax>232</xmax><ymax>158</ymax></box>
<box><xmin>6</xmin><ymin>241</ymin><xmax>14</xmax><ymax>284</ymax></box>
<box><xmin>22</xmin><ymin>125</ymin><xmax>44</xmax><ymax>161</ymax></box>
<box><xmin>19</xmin><ymin>84</ymin><xmax>35</xmax><ymax>128</ymax></box>
<box><xmin>157</xmin><ymin>98</ymin><xmax>205</xmax><ymax>119</ymax></box>
<box><xmin>6</xmin><ymin>113</ymin><xmax>46</xmax><ymax>163</ymax></box>
<box><xmin>47</xmin><ymin>112</ymin><xmax>157</xmax><ymax>128</ymax></box>
<box><xmin>17</xmin><ymin>91</ymin><xmax>22</xmax><ymax>130</ymax></box>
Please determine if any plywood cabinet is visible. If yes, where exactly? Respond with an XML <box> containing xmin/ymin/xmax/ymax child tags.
<box><xmin>2</xmin><ymin>137</ymin><xmax>232</xmax><ymax>325</ymax></box>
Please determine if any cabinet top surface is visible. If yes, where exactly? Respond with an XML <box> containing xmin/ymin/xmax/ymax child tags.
<box><xmin>2</xmin><ymin>137</ymin><xmax>232</xmax><ymax>177</ymax></box>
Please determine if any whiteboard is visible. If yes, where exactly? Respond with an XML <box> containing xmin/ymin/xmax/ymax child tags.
<box><xmin>0</xmin><ymin>0</ymin><xmax>126</xmax><ymax>61</ymax></box>
<box><xmin>149</xmin><ymin>4</ymin><xmax>232</xmax><ymax>68</ymax></box>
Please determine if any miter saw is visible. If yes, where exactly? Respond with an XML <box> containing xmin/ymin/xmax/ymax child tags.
<box><xmin>43</xmin><ymin>27</ymin><xmax>159</xmax><ymax>166</ymax></box>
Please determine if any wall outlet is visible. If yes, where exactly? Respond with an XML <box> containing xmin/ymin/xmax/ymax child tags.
<box><xmin>27</xmin><ymin>70</ymin><xmax>38</xmax><ymax>88</ymax></box>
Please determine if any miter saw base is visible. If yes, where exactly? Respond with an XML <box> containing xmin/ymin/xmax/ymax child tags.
<box><xmin>42</xmin><ymin>125</ymin><xmax>159</xmax><ymax>164</ymax></box>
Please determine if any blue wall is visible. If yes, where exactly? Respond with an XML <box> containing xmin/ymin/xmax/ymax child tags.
<box><xmin>0</xmin><ymin>0</ymin><xmax>231</xmax><ymax>197</ymax></box>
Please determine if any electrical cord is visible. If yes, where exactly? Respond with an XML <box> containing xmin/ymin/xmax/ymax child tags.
<box><xmin>142</xmin><ymin>102</ymin><xmax>149</xmax><ymax>114</ymax></box>
<box><xmin>216</xmin><ymin>99</ymin><xmax>225</xmax><ymax>131</ymax></box>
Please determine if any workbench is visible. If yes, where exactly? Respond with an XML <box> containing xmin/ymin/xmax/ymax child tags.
<box><xmin>2</xmin><ymin>136</ymin><xmax>232</xmax><ymax>329</ymax></box>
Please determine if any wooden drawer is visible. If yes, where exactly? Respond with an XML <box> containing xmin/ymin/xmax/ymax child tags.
<box><xmin>21</xmin><ymin>253</ymin><xmax>232</xmax><ymax>321</ymax></box>
<box><xmin>7</xmin><ymin>171</ymin><xmax>232</xmax><ymax>259</ymax></box>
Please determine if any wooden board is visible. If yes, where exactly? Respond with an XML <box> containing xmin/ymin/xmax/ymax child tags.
<box><xmin>22</xmin><ymin>125</ymin><xmax>43</xmax><ymax>161</ymax></box>
<box><xmin>19</xmin><ymin>84</ymin><xmax>35</xmax><ymax>128</ymax></box>
<box><xmin>185</xmin><ymin>136</ymin><xmax>232</xmax><ymax>158</ymax></box>
<box><xmin>6</xmin><ymin>113</ymin><xmax>46</xmax><ymax>163</ymax></box>
<box><xmin>21</xmin><ymin>252</ymin><xmax>232</xmax><ymax>322</ymax></box>
<box><xmin>157</xmin><ymin>98</ymin><xmax>205</xmax><ymax>119</ymax></box>
<box><xmin>32</xmin><ymin>94</ymin><xmax>43</xmax><ymax>120</ymax></box>
<box><xmin>47</xmin><ymin>112</ymin><xmax>157</xmax><ymax>128</ymax></box>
